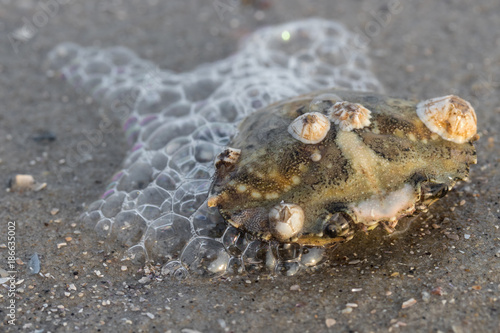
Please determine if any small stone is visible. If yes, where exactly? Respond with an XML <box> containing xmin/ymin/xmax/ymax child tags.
<box><xmin>422</xmin><ymin>291</ymin><xmax>430</xmax><ymax>303</ymax></box>
<box><xmin>290</xmin><ymin>284</ymin><xmax>301</xmax><ymax>291</ymax></box>
<box><xmin>50</xmin><ymin>208</ymin><xmax>60</xmax><ymax>215</ymax></box>
<box><xmin>325</xmin><ymin>318</ymin><xmax>336</xmax><ymax>328</ymax></box>
<box><xmin>431</xmin><ymin>287</ymin><xmax>443</xmax><ymax>296</ymax></box>
<box><xmin>28</xmin><ymin>253</ymin><xmax>41</xmax><ymax>275</ymax></box>
<box><xmin>57</xmin><ymin>242</ymin><xmax>67</xmax><ymax>249</ymax></box>
<box><xmin>341</xmin><ymin>307</ymin><xmax>352</xmax><ymax>314</ymax></box>
<box><xmin>121</xmin><ymin>266</ymin><xmax>128</xmax><ymax>271</ymax></box>
<box><xmin>402</xmin><ymin>298</ymin><xmax>417</xmax><ymax>309</ymax></box>
<box><xmin>33</xmin><ymin>182</ymin><xmax>47</xmax><ymax>192</ymax></box>
<box><xmin>346</xmin><ymin>303</ymin><xmax>358</xmax><ymax>308</ymax></box>
<box><xmin>8</xmin><ymin>174</ymin><xmax>35</xmax><ymax>191</ymax></box>
<box><xmin>138</xmin><ymin>276</ymin><xmax>151</xmax><ymax>284</ymax></box>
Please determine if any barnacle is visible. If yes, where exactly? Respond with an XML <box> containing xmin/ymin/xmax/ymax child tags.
<box><xmin>288</xmin><ymin>112</ymin><xmax>331</xmax><ymax>144</ymax></box>
<box><xmin>329</xmin><ymin>101</ymin><xmax>372</xmax><ymax>131</ymax></box>
<box><xmin>416</xmin><ymin>95</ymin><xmax>477</xmax><ymax>144</ymax></box>
<box><xmin>268</xmin><ymin>203</ymin><xmax>305</xmax><ymax>241</ymax></box>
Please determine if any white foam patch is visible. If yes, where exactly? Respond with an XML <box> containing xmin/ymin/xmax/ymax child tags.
<box><xmin>47</xmin><ymin>18</ymin><xmax>383</xmax><ymax>278</ymax></box>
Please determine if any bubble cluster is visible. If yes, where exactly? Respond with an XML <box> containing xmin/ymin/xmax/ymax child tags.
<box><xmin>47</xmin><ymin>18</ymin><xmax>383</xmax><ymax>278</ymax></box>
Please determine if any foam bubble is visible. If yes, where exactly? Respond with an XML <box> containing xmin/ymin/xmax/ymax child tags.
<box><xmin>47</xmin><ymin>18</ymin><xmax>383</xmax><ymax>278</ymax></box>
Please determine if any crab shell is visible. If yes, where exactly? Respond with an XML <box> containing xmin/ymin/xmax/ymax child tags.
<box><xmin>208</xmin><ymin>90</ymin><xmax>478</xmax><ymax>246</ymax></box>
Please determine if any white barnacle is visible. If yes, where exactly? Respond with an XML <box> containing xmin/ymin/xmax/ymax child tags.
<box><xmin>288</xmin><ymin>112</ymin><xmax>331</xmax><ymax>144</ymax></box>
<box><xmin>416</xmin><ymin>95</ymin><xmax>477</xmax><ymax>144</ymax></box>
<box><xmin>329</xmin><ymin>101</ymin><xmax>372</xmax><ymax>131</ymax></box>
<box><xmin>268</xmin><ymin>203</ymin><xmax>305</xmax><ymax>241</ymax></box>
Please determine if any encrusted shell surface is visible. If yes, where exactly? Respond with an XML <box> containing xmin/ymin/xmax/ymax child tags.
<box><xmin>210</xmin><ymin>89</ymin><xmax>477</xmax><ymax>245</ymax></box>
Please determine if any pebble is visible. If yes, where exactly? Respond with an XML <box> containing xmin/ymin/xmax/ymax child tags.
<box><xmin>50</xmin><ymin>208</ymin><xmax>60</xmax><ymax>215</ymax></box>
<box><xmin>290</xmin><ymin>284</ymin><xmax>300</xmax><ymax>291</ymax></box>
<box><xmin>138</xmin><ymin>276</ymin><xmax>151</xmax><ymax>284</ymax></box>
<box><xmin>0</xmin><ymin>277</ymin><xmax>10</xmax><ymax>284</ymax></box>
<box><xmin>402</xmin><ymin>298</ymin><xmax>417</xmax><ymax>309</ymax></box>
<box><xmin>422</xmin><ymin>291</ymin><xmax>430</xmax><ymax>303</ymax></box>
<box><xmin>325</xmin><ymin>318</ymin><xmax>336</xmax><ymax>328</ymax></box>
<box><xmin>33</xmin><ymin>182</ymin><xmax>47</xmax><ymax>191</ymax></box>
<box><xmin>9</xmin><ymin>174</ymin><xmax>34</xmax><ymax>191</ymax></box>
<box><xmin>341</xmin><ymin>307</ymin><xmax>352</xmax><ymax>314</ymax></box>
<box><xmin>28</xmin><ymin>252</ymin><xmax>41</xmax><ymax>275</ymax></box>
<box><xmin>431</xmin><ymin>287</ymin><xmax>443</xmax><ymax>296</ymax></box>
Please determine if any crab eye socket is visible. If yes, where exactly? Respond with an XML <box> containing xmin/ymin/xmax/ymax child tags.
<box><xmin>323</xmin><ymin>213</ymin><xmax>352</xmax><ymax>239</ymax></box>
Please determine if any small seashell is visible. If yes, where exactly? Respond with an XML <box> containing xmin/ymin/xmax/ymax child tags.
<box><xmin>269</xmin><ymin>203</ymin><xmax>305</xmax><ymax>241</ymax></box>
<box><xmin>329</xmin><ymin>101</ymin><xmax>372</xmax><ymax>131</ymax></box>
<box><xmin>416</xmin><ymin>95</ymin><xmax>477</xmax><ymax>144</ymax></box>
<box><xmin>288</xmin><ymin>112</ymin><xmax>331</xmax><ymax>144</ymax></box>
<box><xmin>8</xmin><ymin>174</ymin><xmax>35</xmax><ymax>191</ymax></box>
